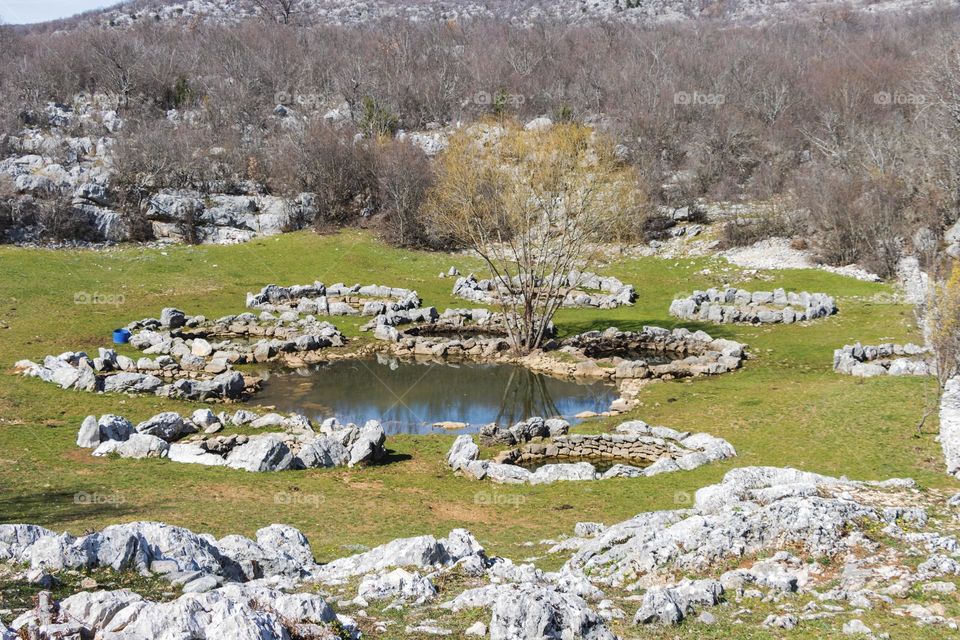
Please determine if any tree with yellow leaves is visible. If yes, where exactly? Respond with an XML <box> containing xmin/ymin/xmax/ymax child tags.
<box><xmin>927</xmin><ymin>264</ymin><xmax>960</xmax><ymax>390</ymax></box>
<box><xmin>914</xmin><ymin>263</ymin><xmax>960</xmax><ymax>435</ymax></box>
<box><xmin>425</xmin><ymin>120</ymin><xmax>642</xmax><ymax>353</ymax></box>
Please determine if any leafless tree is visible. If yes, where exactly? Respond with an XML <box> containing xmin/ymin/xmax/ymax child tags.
<box><xmin>426</xmin><ymin>121</ymin><xmax>640</xmax><ymax>352</ymax></box>
<box><xmin>252</xmin><ymin>0</ymin><xmax>300</xmax><ymax>25</ymax></box>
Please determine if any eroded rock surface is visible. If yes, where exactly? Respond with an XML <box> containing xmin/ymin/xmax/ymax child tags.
<box><xmin>3</xmin><ymin>467</ymin><xmax>960</xmax><ymax>638</ymax></box>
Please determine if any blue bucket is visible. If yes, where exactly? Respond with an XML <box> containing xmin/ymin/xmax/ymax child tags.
<box><xmin>112</xmin><ymin>328</ymin><xmax>131</xmax><ymax>344</ymax></box>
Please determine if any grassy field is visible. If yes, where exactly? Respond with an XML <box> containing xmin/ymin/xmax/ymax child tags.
<box><xmin>0</xmin><ymin>229</ymin><xmax>949</xmax><ymax>571</ymax></box>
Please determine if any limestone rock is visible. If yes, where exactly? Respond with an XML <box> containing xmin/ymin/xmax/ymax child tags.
<box><xmin>135</xmin><ymin>412</ymin><xmax>190</xmax><ymax>441</ymax></box>
<box><xmin>358</xmin><ymin>568</ymin><xmax>437</xmax><ymax>603</ymax></box>
<box><xmin>296</xmin><ymin>437</ymin><xmax>350</xmax><ymax>468</ymax></box>
<box><xmin>226</xmin><ymin>435</ymin><xmax>295</xmax><ymax>472</ymax></box>
<box><xmin>77</xmin><ymin>415</ymin><xmax>100</xmax><ymax>448</ymax></box>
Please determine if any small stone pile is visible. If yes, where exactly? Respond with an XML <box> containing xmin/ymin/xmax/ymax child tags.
<box><xmin>669</xmin><ymin>287</ymin><xmax>837</xmax><ymax>324</ymax></box>
<box><xmin>833</xmin><ymin>342</ymin><xmax>929</xmax><ymax>377</ymax></box>
<box><xmin>77</xmin><ymin>410</ymin><xmax>387</xmax><ymax>471</ymax></box>
<box><xmin>448</xmin><ymin>419</ymin><xmax>737</xmax><ymax>485</ymax></box>
<box><xmin>477</xmin><ymin>416</ymin><xmax>571</xmax><ymax>446</ymax></box>
<box><xmin>452</xmin><ymin>271</ymin><xmax>636</xmax><ymax>309</ymax></box>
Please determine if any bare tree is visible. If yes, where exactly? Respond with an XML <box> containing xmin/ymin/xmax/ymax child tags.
<box><xmin>426</xmin><ymin>120</ymin><xmax>640</xmax><ymax>353</ymax></box>
<box><xmin>84</xmin><ymin>28</ymin><xmax>149</xmax><ymax>110</ymax></box>
<box><xmin>252</xmin><ymin>0</ymin><xmax>300</xmax><ymax>25</ymax></box>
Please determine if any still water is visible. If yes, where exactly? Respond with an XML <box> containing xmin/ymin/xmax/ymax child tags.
<box><xmin>250</xmin><ymin>355</ymin><xmax>617</xmax><ymax>435</ymax></box>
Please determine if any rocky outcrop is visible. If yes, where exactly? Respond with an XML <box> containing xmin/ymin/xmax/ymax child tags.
<box><xmin>442</xmin><ymin>580</ymin><xmax>615</xmax><ymax>640</ymax></box>
<box><xmin>312</xmin><ymin>528</ymin><xmax>486</xmax><ymax>582</ymax></box>
<box><xmin>20</xmin><ymin>584</ymin><xmax>345</xmax><ymax>639</ymax></box>
<box><xmin>834</xmin><ymin>342</ymin><xmax>929</xmax><ymax>377</ymax></box>
<box><xmin>897</xmin><ymin>255</ymin><xmax>931</xmax><ymax>305</ymax></box>
<box><xmin>0</xmin><ymin>520</ymin><xmax>318</xmax><ymax>580</ymax></box>
<box><xmin>145</xmin><ymin>190</ymin><xmax>315</xmax><ymax>244</ymax></box>
<box><xmin>357</xmin><ymin>568</ymin><xmax>437</xmax><ymax>603</ymax></box>
<box><xmin>633</xmin><ymin>578</ymin><xmax>723</xmax><ymax>625</ymax></box>
<box><xmin>0</xmin><ymin>522</ymin><xmax>494</xmax><ymax>639</ymax></box>
<box><xmin>448</xmin><ymin>419</ymin><xmax>736</xmax><ymax>484</ymax></box>
<box><xmin>452</xmin><ymin>271</ymin><xmax>636</xmax><ymax>309</ymax></box>
<box><xmin>0</xmin><ymin>98</ymin><xmax>319</xmax><ymax>246</ymax></box>
<box><xmin>4</xmin><ymin>467</ymin><xmax>960</xmax><ymax>638</ymax></box>
<box><xmin>564</xmin><ymin>467</ymin><xmax>914</xmax><ymax>587</ymax></box>
<box><xmin>0</xmin><ymin>520</ymin><xmax>357</xmax><ymax>639</ymax></box>
<box><xmin>669</xmin><ymin>287</ymin><xmax>837</xmax><ymax>324</ymax></box>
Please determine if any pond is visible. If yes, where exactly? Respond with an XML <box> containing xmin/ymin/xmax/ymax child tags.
<box><xmin>249</xmin><ymin>355</ymin><xmax>617</xmax><ymax>435</ymax></box>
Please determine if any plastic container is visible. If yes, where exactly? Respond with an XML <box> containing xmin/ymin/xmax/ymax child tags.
<box><xmin>112</xmin><ymin>328</ymin><xmax>131</xmax><ymax>344</ymax></box>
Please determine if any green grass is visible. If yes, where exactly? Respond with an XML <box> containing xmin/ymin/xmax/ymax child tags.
<box><xmin>0</xmin><ymin>229</ymin><xmax>953</xmax><ymax>572</ymax></box>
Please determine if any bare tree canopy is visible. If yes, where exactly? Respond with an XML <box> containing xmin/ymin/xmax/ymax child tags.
<box><xmin>250</xmin><ymin>0</ymin><xmax>300</xmax><ymax>24</ymax></box>
<box><xmin>426</xmin><ymin>120</ymin><xmax>641</xmax><ymax>353</ymax></box>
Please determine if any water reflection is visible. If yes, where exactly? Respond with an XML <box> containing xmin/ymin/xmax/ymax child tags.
<box><xmin>249</xmin><ymin>354</ymin><xmax>617</xmax><ymax>435</ymax></box>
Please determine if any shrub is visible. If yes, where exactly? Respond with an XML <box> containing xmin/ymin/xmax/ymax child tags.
<box><xmin>0</xmin><ymin>9</ymin><xmax>958</xmax><ymax>258</ymax></box>
<box><xmin>424</xmin><ymin>120</ymin><xmax>640</xmax><ymax>351</ymax></box>
<box><xmin>266</xmin><ymin>122</ymin><xmax>375</xmax><ymax>230</ymax></box>
<box><xmin>0</xmin><ymin>174</ymin><xmax>20</xmax><ymax>236</ymax></box>
<box><xmin>373</xmin><ymin>138</ymin><xmax>435</xmax><ymax>247</ymax></box>
<box><xmin>358</xmin><ymin>97</ymin><xmax>400</xmax><ymax>138</ymax></box>
<box><xmin>795</xmin><ymin>168</ymin><xmax>905</xmax><ymax>278</ymax></box>
<box><xmin>718</xmin><ymin>205</ymin><xmax>794</xmax><ymax>249</ymax></box>
<box><xmin>34</xmin><ymin>192</ymin><xmax>97</xmax><ymax>242</ymax></box>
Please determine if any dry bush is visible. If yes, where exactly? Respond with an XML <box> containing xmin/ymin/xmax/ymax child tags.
<box><xmin>0</xmin><ymin>174</ymin><xmax>20</xmax><ymax>235</ymax></box>
<box><xmin>719</xmin><ymin>205</ymin><xmax>795</xmax><ymax>249</ymax></box>
<box><xmin>795</xmin><ymin>168</ymin><xmax>906</xmax><ymax>278</ymax></box>
<box><xmin>112</xmin><ymin>119</ymin><xmax>219</xmax><ymax>192</ymax></box>
<box><xmin>373</xmin><ymin>138</ymin><xmax>435</xmax><ymax>247</ymax></box>
<box><xmin>34</xmin><ymin>192</ymin><xmax>97</xmax><ymax>241</ymax></box>
<box><xmin>267</xmin><ymin>122</ymin><xmax>375</xmax><ymax>230</ymax></box>
<box><xmin>641</xmin><ymin>212</ymin><xmax>677</xmax><ymax>243</ymax></box>
<box><xmin>111</xmin><ymin>119</ymin><xmax>237</xmax><ymax>240</ymax></box>
<box><xmin>0</xmin><ymin>9</ymin><xmax>958</xmax><ymax>252</ymax></box>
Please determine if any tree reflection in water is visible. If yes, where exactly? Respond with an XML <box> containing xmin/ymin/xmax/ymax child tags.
<box><xmin>250</xmin><ymin>355</ymin><xmax>615</xmax><ymax>435</ymax></box>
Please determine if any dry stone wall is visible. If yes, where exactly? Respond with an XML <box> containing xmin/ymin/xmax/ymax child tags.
<box><xmin>833</xmin><ymin>342</ymin><xmax>929</xmax><ymax>377</ymax></box>
<box><xmin>670</xmin><ymin>287</ymin><xmax>837</xmax><ymax>324</ymax></box>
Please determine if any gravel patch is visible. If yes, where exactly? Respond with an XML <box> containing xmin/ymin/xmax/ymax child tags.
<box><xmin>721</xmin><ymin>238</ymin><xmax>880</xmax><ymax>281</ymax></box>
